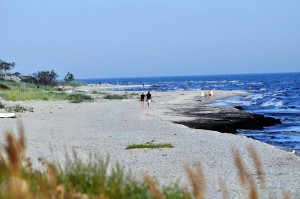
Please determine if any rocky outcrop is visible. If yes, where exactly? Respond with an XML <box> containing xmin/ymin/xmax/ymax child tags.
<box><xmin>173</xmin><ymin>106</ymin><xmax>281</xmax><ymax>133</ymax></box>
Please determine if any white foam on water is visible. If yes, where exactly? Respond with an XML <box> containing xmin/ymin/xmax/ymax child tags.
<box><xmin>246</xmin><ymin>94</ymin><xmax>265</xmax><ymax>100</ymax></box>
<box><xmin>261</xmin><ymin>101</ymin><xmax>284</xmax><ymax>107</ymax></box>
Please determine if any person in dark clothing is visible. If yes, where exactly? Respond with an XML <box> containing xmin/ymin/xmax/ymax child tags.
<box><xmin>146</xmin><ymin>91</ymin><xmax>152</xmax><ymax>107</ymax></box>
<box><xmin>140</xmin><ymin>93</ymin><xmax>145</xmax><ymax>107</ymax></box>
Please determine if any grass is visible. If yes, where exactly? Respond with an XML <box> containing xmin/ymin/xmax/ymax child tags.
<box><xmin>0</xmin><ymin>83</ymin><xmax>11</xmax><ymax>90</ymax></box>
<box><xmin>0</xmin><ymin>125</ymin><xmax>295</xmax><ymax>198</ymax></box>
<box><xmin>0</xmin><ymin>89</ymin><xmax>67</xmax><ymax>101</ymax></box>
<box><xmin>0</xmin><ymin>80</ymin><xmax>93</xmax><ymax>103</ymax></box>
<box><xmin>103</xmin><ymin>94</ymin><xmax>128</xmax><ymax>100</ymax></box>
<box><xmin>102</xmin><ymin>92</ymin><xmax>139</xmax><ymax>100</ymax></box>
<box><xmin>126</xmin><ymin>143</ymin><xmax>174</xmax><ymax>149</ymax></box>
<box><xmin>67</xmin><ymin>93</ymin><xmax>93</xmax><ymax>103</ymax></box>
<box><xmin>4</xmin><ymin>104</ymin><xmax>33</xmax><ymax>113</ymax></box>
<box><xmin>58</xmin><ymin>81</ymin><xmax>88</xmax><ymax>87</ymax></box>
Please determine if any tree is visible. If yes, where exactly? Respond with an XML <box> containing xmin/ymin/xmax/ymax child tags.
<box><xmin>33</xmin><ymin>70</ymin><xmax>59</xmax><ymax>86</ymax></box>
<box><xmin>0</xmin><ymin>59</ymin><xmax>15</xmax><ymax>77</ymax></box>
<box><xmin>64</xmin><ymin>72</ymin><xmax>75</xmax><ymax>82</ymax></box>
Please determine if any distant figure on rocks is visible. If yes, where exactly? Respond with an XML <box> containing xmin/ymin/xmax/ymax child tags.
<box><xmin>205</xmin><ymin>90</ymin><xmax>209</xmax><ymax>100</ymax></box>
<box><xmin>146</xmin><ymin>91</ymin><xmax>152</xmax><ymax>107</ymax></box>
<box><xmin>140</xmin><ymin>93</ymin><xmax>145</xmax><ymax>107</ymax></box>
<box><xmin>200</xmin><ymin>89</ymin><xmax>205</xmax><ymax>100</ymax></box>
<box><xmin>208</xmin><ymin>90</ymin><xmax>213</xmax><ymax>100</ymax></box>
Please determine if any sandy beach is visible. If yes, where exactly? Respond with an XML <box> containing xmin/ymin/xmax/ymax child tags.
<box><xmin>1</xmin><ymin>87</ymin><xmax>300</xmax><ymax>198</ymax></box>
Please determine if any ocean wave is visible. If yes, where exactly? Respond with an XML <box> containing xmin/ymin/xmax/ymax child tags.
<box><xmin>246</xmin><ymin>94</ymin><xmax>265</xmax><ymax>100</ymax></box>
<box><xmin>261</xmin><ymin>101</ymin><xmax>284</xmax><ymax>107</ymax></box>
<box><xmin>226</xmin><ymin>99</ymin><xmax>254</xmax><ymax>106</ymax></box>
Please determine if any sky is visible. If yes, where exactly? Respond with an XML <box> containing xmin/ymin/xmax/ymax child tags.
<box><xmin>0</xmin><ymin>0</ymin><xmax>299</xmax><ymax>79</ymax></box>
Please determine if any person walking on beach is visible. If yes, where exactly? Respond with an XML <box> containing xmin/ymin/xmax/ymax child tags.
<box><xmin>140</xmin><ymin>93</ymin><xmax>145</xmax><ymax>107</ymax></box>
<box><xmin>146</xmin><ymin>91</ymin><xmax>152</xmax><ymax>107</ymax></box>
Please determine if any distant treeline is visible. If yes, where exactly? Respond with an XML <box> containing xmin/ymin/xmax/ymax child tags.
<box><xmin>0</xmin><ymin>58</ymin><xmax>75</xmax><ymax>86</ymax></box>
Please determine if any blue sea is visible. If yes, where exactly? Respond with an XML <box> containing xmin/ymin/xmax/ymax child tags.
<box><xmin>80</xmin><ymin>73</ymin><xmax>300</xmax><ymax>154</ymax></box>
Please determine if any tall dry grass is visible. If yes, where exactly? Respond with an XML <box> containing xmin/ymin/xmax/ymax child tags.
<box><xmin>0</xmin><ymin>124</ymin><xmax>297</xmax><ymax>199</ymax></box>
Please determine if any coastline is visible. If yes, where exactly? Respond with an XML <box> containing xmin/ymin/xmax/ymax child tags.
<box><xmin>0</xmin><ymin>89</ymin><xmax>299</xmax><ymax>198</ymax></box>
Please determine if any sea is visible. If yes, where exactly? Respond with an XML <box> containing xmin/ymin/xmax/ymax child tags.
<box><xmin>79</xmin><ymin>72</ymin><xmax>300</xmax><ymax>155</ymax></box>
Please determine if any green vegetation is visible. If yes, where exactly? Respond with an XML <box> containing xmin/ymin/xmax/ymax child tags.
<box><xmin>0</xmin><ymin>59</ymin><xmax>15</xmax><ymax>77</ymax></box>
<box><xmin>67</xmin><ymin>93</ymin><xmax>93</xmax><ymax>103</ymax></box>
<box><xmin>64</xmin><ymin>72</ymin><xmax>75</xmax><ymax>82</ymax></box>
<box><xmin>0</xmin><ymin>90</ymin><xmax>66</xmax><ymax>101</ymax></box>
<box><xmin>0</xmin><ymin>80</ymin><xmax>92</xmax><ymax>103</ymax></box>
<box><xmin>126</xmin><ymin>143</ymin><xmax>174</xmax><ymax>150</ymax></box>
<box><xmin>91</xmin><ymin>90</ymin><xmax>107</xmax><ymax>95</ymax></box>
<box><xmin>4</xmin><ymin>104</ymin><xmax>33</xmax><ymax>113</ymax></box>
<box><xmin>58</xmin><ymin>81</ymin><xmax>87</xmax><ymax>87</ymax></box>
<box><xmin>102</xmin><ymin>92</ymin><xmax>139</xmax><ymax>100</ymax></box>
<box><xmin>0</xmin><ymin>83</ymin><xmax>11</xmax><ymax>90</ymax></box>
<box><xmin>32</xmin><ymin>70</ymin><xmax>59</xmax><ymax>86</ymax></box>
<box><xmin>103</xmin><ymin>94</ymin><xmax>128</xmax><ymax>100</ymax></box>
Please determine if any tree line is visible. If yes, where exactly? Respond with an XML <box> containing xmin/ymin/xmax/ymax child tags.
<box><xmin>0</xmin><ymin>59</ymin><xmax>75</xmax><ymax>86</ymax></box>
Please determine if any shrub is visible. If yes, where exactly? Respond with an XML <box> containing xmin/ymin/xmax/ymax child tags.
<box><xmin>103</xmin><ymin>94</ymin><xmax>128</xmax><ymax>100</ymax></box>
<box><xmin>0</xmin><ymin>83</ymin><xmax>11</xmax><ymax>90</ymax></box>
<box><xmin>32</xmin><ymin>70</ymin><xmax>58</xmax><ymax>86</ymax></box>
<box><xmin>67</xmin><ymin>93</ymin><xmax>93</xmax><ymax>103</ymax></box>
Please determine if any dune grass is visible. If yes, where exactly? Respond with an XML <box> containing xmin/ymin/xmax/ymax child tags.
<box><xmin>58</xmin><ymin>81</ymin><xmax>88</xmax><ymax>87</ymax></box>
<box><xmin>103</xmin><ymin>94</ymin><xmax>128</xmax><ymax>100</ymax></box>
<box><xmin>126</xmin><ymin>143</ymin><xmax>174</xmax><ymax>150</ymax></box>
<box><xmin>0</xmin><ymin>83</ymin><xmax>11</xmax><ymax>90</ymax></box>
<box><xmin>0</xmin><ymin>89</ymin><xmax>67</xmax><ymax>101</ymax></box>
<box><xmin>0</xmin><ymin>80</ymin><xmax>93</xmax><ymax>103</ymax></box>
<box><xmin>0</xmin><ymin>125</ymin><xmax>295</xmax><ymax>199</ymax></box>
<box><xmin>67</xmin><ymin>93</ymin><xmax>93</xmax><ymax>103</ymax></box>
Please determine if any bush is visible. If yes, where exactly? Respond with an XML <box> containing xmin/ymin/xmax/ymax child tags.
<box><xmin>67</xmin><ymin>93</ymin><xmax>93</xmax><ymax>103</ymax></box>
<box><xmin>33</xmin><ymin>70</ymin><xmax>58</xmax><ymax>86</ymax></box>
<box><xmin>0</xmin><ymin>83</ymin><xmax>11</xmax><ymax>90</ymax></box>
<box><xmin>103</xmin><ymin>94</ymin><xmax>128</xmax><ymax>100</ymax></box>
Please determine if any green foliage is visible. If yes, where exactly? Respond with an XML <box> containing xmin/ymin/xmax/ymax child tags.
<box><xmin>67</xmin><ymin>93</ymin><xmax>93</xmax><ymax>103</ymax></box>
<box><xmin>64</xmin><ymin>72</ymin><xmax>75</xmax><ymax>82</ymax></box>
<box><xmin>103</xmin><ymin>94</ymin><xmax>128</xmax><ymax>100</ymax></box>
<box><xmin>0</xmin><ymin>83</ymin><xmax>11</xmax><ymax>90</ymax></box>
<box><xmin>5</xmin><ymin>104</ymin><xmax>33</xmax><ymax>113</ymax></box>
<box><xmin>59</xmin><ymin>81</ymin><xmax>87</xmax><ymax>87</ymax></box>
<box><xmin>20</xmin><ymin>75</ymin><xmax>38</xmax><ymax>84</ymax></box>
<box><xmin>33</xmin><ymin>70</ymin><xmax>58</xmax><ymax>86</ymax></box>
<box><xmin>0</xmin><ymin>90</ymin><xmax>66</xmax><ymax>101</ymax></box>
<box><xmin>0</xmin><ymin>59</ymin><xmax>15</xmax><ymax>77</ymax></box>
<box><xmin>5</xmin><ymin>104</ymin><xmax>22</xmax><ymax>112</ymax></box>
<box><xmin>126</xmin><ymin>143</ymin><xmax>174</xmax><ymax>150</ymax></box>
<box><xmin>0</xmin><ymin>80</ymin><xmax>93</xmax><ymax>103</ymax></box>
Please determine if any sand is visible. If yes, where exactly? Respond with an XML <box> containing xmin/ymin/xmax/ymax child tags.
<box><xmin>0</xmin><ymin>88</ymin><xmax>300</xmax><ymax>198</ymax></box>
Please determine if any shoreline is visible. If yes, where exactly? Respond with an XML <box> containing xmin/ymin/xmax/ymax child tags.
<box><xmin>0</xmin><ymin>90</ymin><xmax>300</xmax><ymax>198</ymax></box>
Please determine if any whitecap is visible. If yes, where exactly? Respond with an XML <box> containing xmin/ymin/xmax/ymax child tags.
<box><xmin>261</xmin><ymin>101</ymin><xmax>284</xmax><ymax>107</ymax></box>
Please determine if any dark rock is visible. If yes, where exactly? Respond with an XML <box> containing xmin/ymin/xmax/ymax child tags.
<box><xmin>173</xmin><ymin>106</ymin><xmax>281</xmax><ymax>134</ymax></box>
<box><xmin>234</xmin><ymin>106</ymin><xmax>244</xmax><ymax>110</ymax></box>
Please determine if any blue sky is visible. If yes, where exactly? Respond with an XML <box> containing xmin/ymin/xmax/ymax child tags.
<box><xmin>0</xmin><ymin>0</ymin><xmax>299</xmax><ymax>78</ymax></box>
